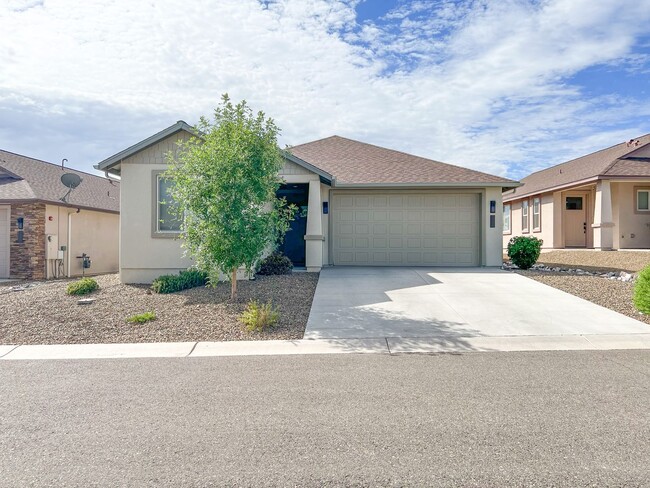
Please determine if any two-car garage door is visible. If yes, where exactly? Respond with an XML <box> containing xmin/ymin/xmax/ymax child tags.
<box><xmin>0</xmin><ymin>207</ymin><xmax>9</xmax><ymax>278</ymax></box>
<box><xmin>332</xmin><ymin>192</ymin><xmax>480</xmax><ymax>266</ymax></box>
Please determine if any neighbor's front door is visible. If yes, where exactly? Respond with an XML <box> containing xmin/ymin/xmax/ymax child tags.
<box><xmin>564</xmin><ymin>195</ymin><xmax>587</xmax><ymax>247</ymax></box>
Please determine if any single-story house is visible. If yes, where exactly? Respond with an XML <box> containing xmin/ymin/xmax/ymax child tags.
<box><xmin>95</xmin><ymin>121</ymin><xmax>518</xmax><ymax>284</ymax></box>
<box><xmin>0</xmin><ymin>149</ymin><xmax>120</xmax><ymax>280</ymax></box>
<box><xmin>503</xmin><ymin>134</ymin><xmax>650</xmax><ymax>250</ymax></box>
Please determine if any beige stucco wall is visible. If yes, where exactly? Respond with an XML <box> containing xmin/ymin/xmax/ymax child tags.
<box><xmin>612</xmin><ymin>181</ymin><xmax>650</xmax><ymax>248</ymax></box>
<box><xmin>503</xmin><ymin>193</ymin><xmax>555</xmax><ymax>250</ymax></box>
<box><xmin>120</xmin><ymin>162</ymin><xmax>193</xmax><ymax>283</ymax></box>
<box><xmin>44</xmin><ymin>204</ymin><xmax>119</xmax><ymax>278</ymax></box>
<box><xmin>483</xmin><ymin>187</ymin><xmax>504</xmax><ymax>266</ymax></box>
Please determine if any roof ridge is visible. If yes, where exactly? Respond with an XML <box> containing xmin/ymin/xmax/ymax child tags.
<box><xmin>289</xmin><ymin>134</ymin><xmax>341</xmax><ymax>150</ymax></box>
<box><xmin>0</xmin><ymin>149</ymin><xmax>118</xmax><ymax>183</ymax></box>
<box><xmin>522</xmin><ymin>133</ymin><xmax>650</xmax><ymax>180</ymax></box>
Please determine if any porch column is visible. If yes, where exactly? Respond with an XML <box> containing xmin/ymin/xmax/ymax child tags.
<box><xmin>592</xmin><ymin>180</ymin><xmax>614</xmax><ymax>250</ymax></box>
<box><xmin>304</xmin><ymin>179</ymin><xmax>323</xmax><ymax>272</ymax></box>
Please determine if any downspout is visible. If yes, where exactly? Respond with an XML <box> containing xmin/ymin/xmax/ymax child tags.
<box><xmin>67</xmin><ymin>211</ymin><xmax>73</xmax><ymax>278</ymax></box>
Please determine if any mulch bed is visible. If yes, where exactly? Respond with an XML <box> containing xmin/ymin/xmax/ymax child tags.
<box><xmin>0</xmin><ymin>273</ymin><xmax>319</xmax><ymax>345</ymax></box>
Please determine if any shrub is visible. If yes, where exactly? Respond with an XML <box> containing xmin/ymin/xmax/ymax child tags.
<box><xmin>66</xmin><ymin>277</ymin><xmax>99</xmax><ymax>296</ymax></box>
<box><xmin>633</xmin><ymin>265</ymin><xmax>650</xmax><ymax>313</ymax></box>
<box><xmin>257</xmin><ymin>252</ymin><xmax>293</xmax><ymax>275</ymax></box>
<box><xmin>507</xmin><ymin>236</ymin><xmax>543</xmax><ymax>270</ymax></box>
<box><xmin>127</xmin><ymin>311</ymin><xmax>157</xmax><ymax>324</ymax></box>
<box><xmin>151</xmin><ymin>269</ymin><xmax>208</xmax><ymax>294</ymax></box>
<box><xmin>240</xmin><ymin>300</ymin><xmax>280</xmax><ymax>332</ymax></box>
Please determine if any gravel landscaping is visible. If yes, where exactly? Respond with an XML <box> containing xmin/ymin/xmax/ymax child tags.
<box><xmin>0</xmin><ymin>273</ymin><xmax>319</xmax><ymax>345</ymax></box>
<box><xmin>537</xmin><ymin>250</ymin><xmax>650</xmax><ymax>273</ymax></box>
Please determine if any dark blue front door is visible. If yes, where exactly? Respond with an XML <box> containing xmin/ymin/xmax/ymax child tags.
<box><xmin>276</xmin><ymin>184</ymin><xmax>309</xmax><ymax>267</ymax></box>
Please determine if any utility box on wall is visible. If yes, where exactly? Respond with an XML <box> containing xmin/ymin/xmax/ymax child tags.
<box><xmin>46</xmin><ymin>234</ymin><xmax>59</xmax><ymax>259</ymax></box>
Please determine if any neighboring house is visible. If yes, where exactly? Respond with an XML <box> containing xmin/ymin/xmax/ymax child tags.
<box><xmin>95</xmin><ymin>121</ymin><xmax>518</xmax><ymax>284</ymax></box>
<box><xmin>503</xmin><ymin>135</ymin><xmax>650</xmax><ymax>251</ymax></box>
<box><xmin>0</xmin><ymin>150</ymin><xmax>120</xmax><ymax>280</ymax></box>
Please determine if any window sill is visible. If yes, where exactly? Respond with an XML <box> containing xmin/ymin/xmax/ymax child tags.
<box><xmin>151</xmin><ymin>232</ymin><xmax>182</xmax><ymax>239</ymax></box>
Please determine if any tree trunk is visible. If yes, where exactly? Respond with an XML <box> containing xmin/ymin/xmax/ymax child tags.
<box><xmin>231</xmin><ymin>268</ymin><xmax>238</xmax><ymax>300</ymax></box>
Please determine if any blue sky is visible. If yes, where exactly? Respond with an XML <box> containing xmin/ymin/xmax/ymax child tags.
<box><xmin>1</xmin><ymin>0</ymin><xmax>649</xmax><ymax>180</ymax></box>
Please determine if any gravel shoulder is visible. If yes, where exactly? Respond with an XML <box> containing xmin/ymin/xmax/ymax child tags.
<box><xmin>0</xmin><ymin>273</ymin><xmax>319</xmax><ymax>345</ymax></box>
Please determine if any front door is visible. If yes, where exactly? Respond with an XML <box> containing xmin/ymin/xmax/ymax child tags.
<box><xmin>564</xmin><ymin>194</ymin><xmax>587</xmax><ymax>247</ymax></box>
<box><xmin>276</xmin><ymin>184</ymin><xmax>309</xmax><ymax>267</ymax></box>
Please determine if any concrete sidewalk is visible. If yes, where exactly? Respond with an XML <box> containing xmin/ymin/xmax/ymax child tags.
<box><xmin>2</xmin><ymin>333</ymin><xmax>650</xmax><ymax>360</ymax></box>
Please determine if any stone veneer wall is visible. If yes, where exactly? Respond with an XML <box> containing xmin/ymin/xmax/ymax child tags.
<box><xmin>10</xmin><ymin>203</ymin><xmax>46</xmax><ymax>280</ymax></box>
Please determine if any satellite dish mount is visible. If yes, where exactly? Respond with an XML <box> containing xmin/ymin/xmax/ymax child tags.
<box><xmin>60</xmin><ymin>173</ymin><xmax>83</xmax><ymax>203</ymax></box>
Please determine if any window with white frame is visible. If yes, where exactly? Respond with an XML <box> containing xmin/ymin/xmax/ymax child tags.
<box><xmin>637</xmin><ymin>190</ymin><xmax>650</xmax><ymax>212</ymax></box>
<box><xmin>503</xmin><ymin>204</ymin><xmax>511</xmax><ymax>233</ymax></box>
<box><xmin>532</xmin><ymin>197</ymin><xmax>541</xmax><ymax>231</ymax></box>
<box><xmin>157</xmin><ymin>175</ymin><xmax>181</xmax><ymax>232</ymax></box>
<box><xmin>521</xmin><ymin>200</ymin><xmax>529</xmax><ymax>232</ymax></box>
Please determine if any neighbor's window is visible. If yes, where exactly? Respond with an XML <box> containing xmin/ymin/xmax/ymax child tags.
<box><xmin>521</xmin><ymin>200</ymin><xmax>529</xmax><ymax>233</ymax></box>
<box><xmin>503</xmin><ymin>204</ymin><xmax>511</xmax><ymax>233</ymax></box>
<box><xmin>565</xmin><ymin>197</ymin><xmax>583</xmax><ymax>210</ymax></box>
<box><xmin>637</xmin><ymin>190</ymin><xmax>650</xmax><ymax>212</ymax></box>
<box><xmin>157</xmin><ymin>175</ymin><xmax>181</xmax><ymax>232</ymax></box>
<box><xmin>532</xmin><ymin>197</ymin><xmax>541</xmax><ymax>231</ymax></box>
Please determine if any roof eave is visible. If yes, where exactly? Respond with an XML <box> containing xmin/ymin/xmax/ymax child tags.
<box><xmin>332</xmin><ymin>181</ymin><xmax>520</xmax><ymax>189</ymax></box>
<box><xmin>503</xmin><ymin>176</ymin><xmax>600</xmax><ymax>202</ymax></box>
<box><xmin>94</xmin><ymin>121</ymin><xmax>196</xmax><ymax>172</ymax></box>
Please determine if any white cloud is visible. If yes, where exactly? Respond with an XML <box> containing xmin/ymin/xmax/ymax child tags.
<box><xmin>0</xmin><ymin>0</ymin><xmax>649</xmax><ymax>178</ymax></box>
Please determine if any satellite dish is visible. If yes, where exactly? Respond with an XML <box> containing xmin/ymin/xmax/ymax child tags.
<box><xmin>61</xmin><ymin>173</ymin><xmax>82</xmax><ymax>189</ymax></box>
<box><xmin>60</xmin><ymin>173</ymin><xmax>83</xmax><ymax>203</ymax></box>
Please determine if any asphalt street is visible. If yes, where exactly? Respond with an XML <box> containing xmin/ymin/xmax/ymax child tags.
<box><xmin>1</xmin><ymin>350</ymin><xmax>649</xmax><ymax>487</ymax></box>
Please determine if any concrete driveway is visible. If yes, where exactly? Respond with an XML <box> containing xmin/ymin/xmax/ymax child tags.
<box><xmin>305</xmin><ymin>267</ymin><xmax>649</xmax><ymax>340</ymax></box>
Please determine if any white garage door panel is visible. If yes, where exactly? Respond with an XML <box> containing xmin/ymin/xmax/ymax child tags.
<box><xmin>332</xmin><ymin>192</ymin><xmax>480</xmax><ymax>266</ymax></box>
<box><xmin>0</xmin><ymin>207</ymin><xmax>10</xmax><ymax>278</ymax></box>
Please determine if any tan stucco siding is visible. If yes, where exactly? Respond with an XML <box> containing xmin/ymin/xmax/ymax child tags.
<box><xmin>613</xmin><ymin>182</ymin><xmax>650</xmax><ymax>248</ymax></box>
<box><xmin>503</xmin><ymin>193</ymin><xmax>555</xmax><ymax>250</ymax></box>
<box><xmin>120</xmin><ymin>162</ymin><xmax>192</xmax><ymax>283</ymax></box>
<box><xmin>483</xmin><ymin>187</ymin><xmax>504</xmax><ymax>266</ymax></box>
<box><xmin>44</xmin><ymin>204</ymin><xmax>119</xmax><ymax>278</ymax></box>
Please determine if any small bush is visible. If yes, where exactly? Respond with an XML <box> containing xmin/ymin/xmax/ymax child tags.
<box><xmin>633</xmin><ymin>265</ymin><xmax>650</xmax><ymax>313</ymax></box>
<box><xmin>127</xmin><ymin>311</ymin><xmax>157</xmax><ymax>324</ymax></box>
<box><xmin>507</xmin><ymin>236</ymin><xmax>543</xmax><ymax>270</ymax></box>
<box><xmin>151</xmin><ymin>269</ymin><xmax>208</xmax><ymax>294</ymax></box>
<box><xmin>66</xmin><ymin>277</ymin><xmax>99</xmax><ymax>296</ymax></box>
<box><xmin>240</xmin><ymin>300</ymin><xmax>280</xmax><ymax>332</ymax></box>
<box><xmin>257</xmin><ymin>252</ymin><xmax>293</xmax><ymax>275</ymax></box>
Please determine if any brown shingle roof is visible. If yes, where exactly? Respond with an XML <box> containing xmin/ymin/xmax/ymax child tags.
<box><xmin>504</xmin><ymin>134</ymin><xmax>650</xmax><ymax>202</ymax></box>
<box><xmin>289</xmin><ymin>136</ymin><xmax>516</xmax><ymax>186</ymax></box>
<box><xmin>0</xmin><ymin>149</ymin><xmax>119</xmax><ymax>213</ymax></box>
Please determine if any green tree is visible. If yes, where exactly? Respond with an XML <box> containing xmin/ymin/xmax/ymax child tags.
<box><xmin>165</xmin><ymin>94</ymin><xmax>293</xmax><ymax>299</ymax></box>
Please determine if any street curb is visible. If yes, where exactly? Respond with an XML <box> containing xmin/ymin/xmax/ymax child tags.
<box><xmin>1</xmin><ymin>334</ymin><xmax>650</xmax><ymax>360</ymax></box>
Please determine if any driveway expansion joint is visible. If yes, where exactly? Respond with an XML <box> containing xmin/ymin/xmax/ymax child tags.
<box><xmin>0</xmin><ymin>345</ymin><xmax>19</xmax><ymax>359</ymax></box>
